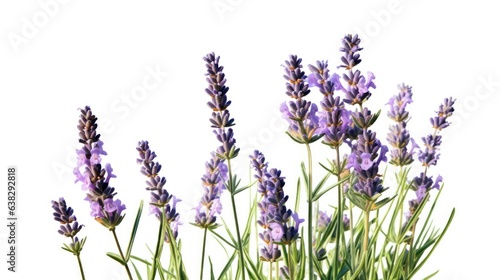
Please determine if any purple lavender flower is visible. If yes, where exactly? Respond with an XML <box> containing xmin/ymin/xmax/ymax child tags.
<box><xmin>204</xmin><ymin>52</ymin><xmax>239</xmax><ymax>160</ymax></box>
<box><xmin>136</xmin><ymin>140</ymin><xmax>181</xmax><ymax>242</ymax></box>
<box><xmin>52</xmin><ymin>197</ymin><xmax>84</xmax><ymax>238</ymax></box>
<box><xmin>417</xmin><ymin>97</ymin><xmax>456</xmax><ymax>168</ymax></box>
<box><xmin>308</xmin><ymin>60</ymin><xmax>352</xmax><ymax>148</ymax></box>
<box><xmin>386</xmin><ymin>84</ymin><xmax>418</xmax><ymax>166</ymax></box>
<box><xmin>336</xmin><ymin>34</ymin><xmax>376</xmax><ymax>107</ymax></box>
<box><xmin>73</xmin><ymin>106</ymin><xmax>125</xmax><ymax>229</ymax></box>
<box><xmin>250</xmin><ymin>150</ymin><xmax>302</xmax><ymax>262</ymax></box>
<box><xmin>194</xmin><ymin>152</ymin><xmax>228</xmax><ymax>228</ymax></box>
<box><xmin>281</xmin><ymin>55</ymin><xmax>322</xmax><ymax>144</ymax></box>
<box><xmin>317</xmin><ymin>210</ymin><xmax>331</xmax><ymax>233</ymax></box>
<box><xmin>347</xmin><ymin>126</ymin><xmax>388</xmax><ymax>198</ymax></box>
<box><xmin>405</xmin><ymin>97</ymin><xmax>455</xmax><ymax>226</ymax></box>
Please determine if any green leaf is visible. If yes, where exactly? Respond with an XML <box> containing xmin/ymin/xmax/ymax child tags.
<box><xmin>106</xmin><ymin>252</ymin><xmax>126</xmax><ymax>266</ymax></box>
<box><xmin>126</xmin><ymin>200</ymin><xmax>144</xmax><ymax>262</ymax></box>
<box><xmin>217</xmin><ymin>250</ymin><xmax>238</xmax><ymax>280</ymax></box>
<box><xmin>209</xmin><ymin>257</ymin><xmax>216</xmax><ymax>280</ymax></box>
<box><xmin>208</xmin><ymin>227</ymin><xmax>237</xmax><ymax>249</ymax></box>
<box><xmin>313</xmin><ymin>175</ymin><xmax>349</xmax><ymax>202</ymax></box>
<box><xmin>131</xmin><ymin>260</ymin><xmax>143</xmax><ymax>280</ymax></box>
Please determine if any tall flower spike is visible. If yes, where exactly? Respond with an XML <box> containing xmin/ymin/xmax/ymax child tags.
<box><xmin>281</xmin><ymin>55</ymin><xmax>322</xmax><ymax>144</ymax></box>
<box><xmin>73</xmin><ymin>106</ymin><xmax>125</xmax><ymax>229</ymax></box>
<box><xmin>386</xmin><ymin>84</ymin><xmax>417</xmax><ymax>166</ymax></box>
<box><xmin>194</xmin><ymin>152</ymin><xmax>228</xmax><ymax>228</ymax></box>
<box><xmin>204</xmin><ymin>52</ymin><xmax>239</xmax><ymax>160</ymax></box>
<box><xmin>250</xmin><ymin>150</ymin><xmax>303</xmax><ymax>263</ymax></box>
<box><xmin>417</xmin><ymin>97</ymin><xmax>456</xmax><ymax>168</ymax></box>
<box><xmin>336</xmin><ymin>34</ymin><xmax>376</xmax><ymax>107</ymax></box>
<box><xmin>137</xmin><ymin>140</ymin><xmax>181</xmax><ymax>242</ymax></box>
<box><xmin>308</xmin><ymin>60</ymin><xmax>351</xmax><ymax>148</ymax></box>
<box><xmin>405</xmin><ymin>97</ymin><xmax>455</xmax><ymax>226</ymax></box>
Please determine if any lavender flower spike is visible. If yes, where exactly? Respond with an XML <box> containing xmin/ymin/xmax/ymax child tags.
<box><xmin>281</xmin><ymin>55</ymin><xmax>322</xmax><ymax>144</ymax></box>
<box><xmin>386</xmin><ymin>84</ymin><xmax>418</xmax><ymax>166</ymax></box>
<box><xmin>337</xmin><ymin>34</ymin><xmax>376</xmax><ymax>107</ymax></box>
<box><xmin>348</xmin><ymin>129</ymin><xmax>388</xmax><ymax>198</ymax></box>
<box><xmin>52</xmin><ymin>197</ymin><xmax>87</xmax><ymax>260</ymax></box>
<box><xmin>417</xmin><ymin>97</ymin><xmax>456</xmax><ymax>167</ymax></box>
<box><xmin>137</xmin><ymin>140</ymin><xmax>181</xmax><ymax>242</ymax></box>
<box><xmin>194</xmin><ymin>152</ymin><xmax>228</xmax><ymax>228</ymax></box>
<box><xmin>73</xmin><ymin>106</ymin><xmax>125</xmax><ymax>229</ymax></box>
<box><xmin>308</xmin><ymin>60</ymin><xmax>351</xmax><ymax>148</ymax></box>
<box><xmin>204</xmin><ymin>52</ymin><xmax>239</xmax><ymax>160</ymax></box>
<box><xmin>250</xmin><ymin>150</ymin><xmax>302</xmax><ymax>263</ymax></box>
<box><xmin>52</xmin><ymin>197</ymin><xmax>83</xmax><ymax>237</ymax></box>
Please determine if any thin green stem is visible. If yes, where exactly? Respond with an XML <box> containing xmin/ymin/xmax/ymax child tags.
<box><xmin>305</xmin><ymin>143</ymin><xmax>314</xmax><ymax>279</ymax></box>
<box><xmin>200</xmin><ymin>228</ymin><xmax>208</xmax><ymax>280</ymax></box>
<box><xmin>111</xmin><ymin>228</ymin><xmax>133</xmax><ymax>280</ymax></box>
<box><xmin>334</xmin><ymin>146</ymin><xmax>344</xmax><ymax>275</ymax></box>
<box><xmin>71</xmin><ymin>236</ymin><xmax>86</xmax><ymax>280</ymax></box>
<box><xmin>227</xmin><ymin>159</ymin><xmax>245</xmax><ymax>280</ymax></box>
<box><xmin>362</xmin><ymin>207</ymin><xmax>371</xmax><ymax>278</ymax></box>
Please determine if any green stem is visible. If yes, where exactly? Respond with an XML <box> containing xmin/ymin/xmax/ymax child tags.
<box><xmin>200</xmin><ymin>228</ymin><xmax>208</xmax><ymax>280</ymax></box>
<box><xmin>227</xmin><ymin>159</ymin><xmax>245</xmax><ymax>280</ymax></box>
<box><xmin>71</xmin><ymin>236</ymin><xmax>86</xmax><ymax>280</ymax></box>
<box><xmin>334</xmin><ymin>146</ymin><xmax>344</xmax><ymax>275</ymax></box>
<box><xmin>305</xmin><ymin>143</ymin><xmax>314</xmax><ymax>279</ymax></box>
<box><xmin>362</xmin><ymin>207</ymin><xmax>371</xmax><ymax>277</ymax></box>
<box><xmin>111</xmin><ymin>228</ymin><xmax>133</xmax><ymax>280</ymax></box>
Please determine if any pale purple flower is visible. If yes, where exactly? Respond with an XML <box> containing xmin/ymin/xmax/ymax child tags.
<box><xmin>137</xmin><ymin>140</ymin><xmax>181</xmax><ymax>242</ymax></box>
<box><xmin>194</xmin><ymin>152</ymin><xmax>227</xmax><ymax>228</ymax></box>
<box><xmin>387</xmin><ymin>84</ymin><xmax>416</xmax><ymax>166</ymax></box>
<box><xmin>74</xmin><ymin>106</ymin><xmax>125</xmax><ymax>229</ymax></box>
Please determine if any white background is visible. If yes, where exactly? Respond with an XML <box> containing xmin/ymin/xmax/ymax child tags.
<box><xmin>1</xmin><ymin>0</ymin><xmax>498</xmax><ymax>279</ymax></box>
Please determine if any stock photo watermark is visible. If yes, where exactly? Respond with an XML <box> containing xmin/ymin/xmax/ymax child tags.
<box><xmin>50</xmin><ymin>64</ymin><xmax>169</xmax><ymax>183</ymax></box>
<box><xmin>212</xmin><ymin>0</ymin><xmax>243</xmax><ymax>21</ymax></box>
<box><xmin>7</xmin><ymin>0</ymin><xmax>71</xmax><ymax>53</ymax></box>
<box><xmin>449</xmin><ymin>74</ymin><xmax>499</xmax><ymax>130</ymax></box>
<box><xmin>353</xmin><ymin>0</ymin><xmax>417</xmax><ymax>46</ymax></box>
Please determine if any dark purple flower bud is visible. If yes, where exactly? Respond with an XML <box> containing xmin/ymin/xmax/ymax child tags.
<box><xmin>137</xmin><ymin>140</ymin><xmax>181</xmax><ymax>242</ymax></box>
<box><xmin>52</xmin><ymin>198</ymin><xmax>84</xmax><ymax>238</ymax></box>
<box><xmin>430</xmin><ymin>97</ymin><xmax>456</xmax><ymax>130</ymax></box>
<box><xmin>283</xmin><ymin>55</ymin><xmax>310</xmax><ymax>99</ymax></box>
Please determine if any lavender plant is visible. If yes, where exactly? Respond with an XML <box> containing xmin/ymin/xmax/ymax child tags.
<box><xmin>136</xmin><ymin>140</ymin><xmax>186</xmax><ymax>279</ymax></box>
<box><xmin>51</xmin><ymin>197</ymin><xmax>86</xmax><ymax>279</ymax></box>
<box><xmin>52</xmin><ymin>34</ymin><xmax>455</xmax><ymax>280</ymax></box>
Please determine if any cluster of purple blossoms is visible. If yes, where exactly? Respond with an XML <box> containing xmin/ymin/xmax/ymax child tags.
<box><xmin>52</xmin><ymin>197</ymin><xmax>84</xmax><ymax>244</ymax></box>
<box><xmin>280</xmin><ymin>55</ymin><xmax>322</xmax><ymax>144</ymax></box>
<box><xmin>316</xmin><ymin>210</ymin><xmax>350</xmax><ymax>234</ymax></box>
<box><xmin>308</xmin><ymin>60</ymin><xmax>352</xmax><ymax>148</ymax></box>
<box><xmin>73</xmin><ymin>106</ymin><xmax>126</xmax><ymax>229</ymax></box>
<box><xmin>386</xmin><ymin>84</ymin><xmax>418</xmax><ymax>166</ymax></box>
<box><xmin>347</xmin><ymin>127</ymin><xmax>388</xmax><ymax>198</ymax></box>
<box><xmin>194</xmin><ymin>152</ymin><xmax>228</xmax><ymax>228</ymax></box>
<box><xmin>406</xmin><ymin>98</ymin><xmax>455</xmax><ymax>217</ymax></box>
<box><xmin>136</xmin><ymin>141</ymin><xmax>181</xmax><ymax>242</ymax></box>
<box><xmin>204</xmin><ymin>52</ymin><xmax>239</xmax><ymax>160</ymax></box>
<box><xmin>250</xmin><ymin>150</ymin><xmax>304</xmax><ymax>263</ymax></box>
<box><xmin>335</xmin><ymin>34</ymin><xmax>376</xmax><ymax>107</ymax></box>
<box><xmin>325</xmin><ymin>34</ymin><xmax>388</xmax><ymax>200</ymax></box>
